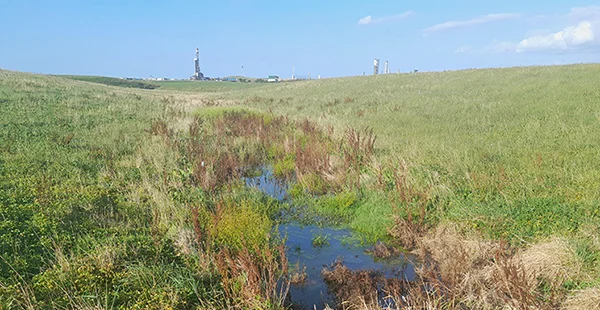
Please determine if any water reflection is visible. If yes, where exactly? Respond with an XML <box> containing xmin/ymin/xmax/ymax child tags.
<box><xmin>245</xmin><ymin>168</ymin><xmax>415</xmax><ymax>309</ymax></box>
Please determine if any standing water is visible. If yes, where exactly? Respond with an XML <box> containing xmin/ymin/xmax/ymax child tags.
<box><xmin>245</xmin><ymin>168</ymin><xmax>415</xmax><ymax>309</ymax></box>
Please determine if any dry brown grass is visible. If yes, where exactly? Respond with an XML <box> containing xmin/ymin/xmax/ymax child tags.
<box><xmin>366</xmin><ymin>242</ymin><xmax>401</xmax><ymax>259</ymax></box>
<box><xmin>387</xmin><ymin>215</ymin><xmax>426</xmax><ymax>250</ymax></box>
<box><xmin>416</xmin><ymin>227</ymin><xmax>584</xmax><ymax>309</ymax></box>
<box><xmin>321</xmin><ymin>260</ymin><xmax>404</xmax><ymax>309</ymax></box>
<box><xmin>561</xmin><ymin>287</ymin><xmax>600</xmax><ymax>310</ymax></box>
<box><xmin>317</xmin><ymin>224</ymin><xmax>570</xmax><ymax>310</ymax></box>
<box><xmin>517</xmin><ymin>238</ymin><xmax>581</xmax><ymax>289</ymax></box>
<box><xmin>415</xmin><ymin>225</ymin><xmax>572</xmax><ymax>309</ymax></box>
<box><xmin>289</xmin><ymin>263</ymin><xmax>308</xmax><ymax>285</ymax></box>
<box><xmin>418</xmin><ymin>224</ymin><xmax>506</xmax><ymax>290</ymax></box>
<box><xmin>491</xmin><ymin>254</ymin><xmax>547</xmax><ymax>309</ymax></box>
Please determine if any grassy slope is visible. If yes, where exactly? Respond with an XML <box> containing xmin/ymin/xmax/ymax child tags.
<box><xmin>2</xmin><ymin>65</ymin><xmax>599</xmax><ymax>305</ymax></box>
<box><xmin>8</xmin><ymin>66</ymin><xmax>600</xmax><ymax>241</ymax></box>
<box><xmin>59</xmin><ymin>75</ymin><xmax>268</xmax><ymax>92</ymax></box>
<box><xmin>151</xmin><ymin>80</ymin><xmax>268</xmax><ymax>92</ymax></box>
<box><xmin>0</xmin><ymin>71</ymin><xmax>160</xmax><ymax>259</ymax></box>
<box><xmin>60</xmin><ymin>75</ymin><xmax>160</xmax><ymax>89</ymax></box>
<box><xmin>0</xmin><ymin>71</ymin><xmax>202</xmax><ymax>307</ymax></box>
<box><xmin>206</xmin><ymin>65</ymin><xmax>600</xmax><ymax>242</ymax></box>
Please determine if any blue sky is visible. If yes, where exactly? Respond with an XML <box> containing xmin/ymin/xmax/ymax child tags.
<box><xmin>1</xmin><ymin>1</ymin><xmax>599</xmax><ymax>79</ymax></box>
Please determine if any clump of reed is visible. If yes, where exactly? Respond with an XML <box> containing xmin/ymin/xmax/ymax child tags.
<box><xmin>181</xmin><ymin>110</ymin><xmax>289</xmax><ymax>192</ymax></box>
<box><xmin>172</xmin><ymin>109</ymin><xmax>379</xmax><ymax>196</ymax></box>
<box><xmin>215</xmin><ymin>244</ymin><xmax>290</xmax><ymax>309</ymax></box>
<box><xmin>387</xmin><ymin>160</ymin><xmax>432</xmax><ymax>249</ymax></box>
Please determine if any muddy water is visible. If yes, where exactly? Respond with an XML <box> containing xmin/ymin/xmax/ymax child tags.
<box><xmin>245</xmin><ymin>169</ymin><xmax>415</xmax><ymax>309</ymax></box>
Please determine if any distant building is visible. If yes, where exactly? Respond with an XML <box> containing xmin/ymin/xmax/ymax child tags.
<box><xmin>267</xmin><ymin>75</ymin><xmax>280</xmax><ymax>83</ymax></box>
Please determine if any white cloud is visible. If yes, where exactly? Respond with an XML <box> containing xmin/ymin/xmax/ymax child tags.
<box><xmin>358</xmin><ymin>11</ymin><xmax>415</xmax><ymax>25</ymax></box>
<box><xmin>358</xmin><ymin>16</ymin><xmax>372</xmax><ymax>25</ymax></box>
<box><xmin>423</xmin><ymin>13</ymin><xmax>521</xmax><ymax>33</ymax></box>
<box><xmin>485</xmin><ymin>7</ymin><xmax>600</xmax><ymax>53</ymax></box>
<box><xmin>455</xmin><ymin>46</ymin><xmax>472</xmax><ymax>54</ymax></box>
<box><xmin>516</xmin><ymin>21</ymin><xmax>595</xmax><ymax>52</ymax></box>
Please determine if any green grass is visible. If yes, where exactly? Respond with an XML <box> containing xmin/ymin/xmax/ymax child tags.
<box><xmin>2</xmin><ymin>64</ymin><xmax>600</xmax><ymax>307</ymax></box>
<box><xmin>311</xmin><ymin>234</ymin><xmax>330</xmax><ymax>248</ymax></box>
<box><xmin>206</xmin><ymin>64</ymin><xmax>600</xmax><ymax>241</ymax></box>
<box><xmin>60</xmin><ymin>75</ymin><xmax>270</xmax><ymax>93</ymax></box>
<box><xmin>59</xmin><ymin>75</ymin><xmax>160</xmax><ymax>89</ymax></box>
<box><xmin>0</xmin><ymin>70</ymin><xmax>222</xmax><ymax>307</ymax></box>
<box><xmin>151</xmin><ymin>79</ymin><xmax>269</xmax><ymax>92</ymax></box>
<box><xmin>0</xmin><ymin>70</ymin><xmax>293</xmax><ymax>308</ymax></box>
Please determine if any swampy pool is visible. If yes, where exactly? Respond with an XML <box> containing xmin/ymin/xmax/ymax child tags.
<box><xmin>245</xmin><ymin>169</ymin><xmax>416</xmax><ymax>309</ymax></box>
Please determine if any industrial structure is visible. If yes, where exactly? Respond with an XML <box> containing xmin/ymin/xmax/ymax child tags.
<box><xmin>384</xmin><ymin>60</ymin><xmax>390</xmax><ymax>74</ymax></box>
<box><xmin>267</xmin><ymin>75</ymin><xmax>280</xmax><ymax>82</ymax></box>
<box><xmin>191</xmin><ymin>48</ymin><xmax>204</xmax><ymax>81</ymax></box>
<box><xmin>373</xmin><ymin>59</ymin><xmax>380</xmax><ymax>75</ymax></box>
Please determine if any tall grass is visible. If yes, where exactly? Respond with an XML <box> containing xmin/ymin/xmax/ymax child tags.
<box><xmin>205</xmin><ymin>65</ymin><xmax>600</xmax><ymax>243</ymax></box>
<box><xmin>0</xmin><ymin>71</ymin><xmax>290</xmax><ymax>308</ymax></box>
<box><xmin>221</xmin><ymin>65</ymin><xmax>600</xmax><ymax>202</ymax></box>
<box><xmin>2</xmin><ymin>64</ymin><xmax>600</xmax><ymax>308</ymax></box>
<box><xmin>190</xmin><ymin>64</ymin><xmax>600</xmax><ymax>308</ymax></box>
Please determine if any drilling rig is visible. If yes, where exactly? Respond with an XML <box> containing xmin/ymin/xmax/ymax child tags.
<box><xmin>191</xmin><ymin>48</ymin><xmax>204</xmax><ymax>80</ymax></box>
<box><xmin>373</xmin><ymin>59</ymin><xmax>380</xmax><ymax>75</ymax></box>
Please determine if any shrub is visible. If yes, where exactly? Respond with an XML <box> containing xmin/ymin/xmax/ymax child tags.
<box><xmin>209</xmin><ymin>201</ymin><xmax>271</xmax><ymax>250</ymax></box>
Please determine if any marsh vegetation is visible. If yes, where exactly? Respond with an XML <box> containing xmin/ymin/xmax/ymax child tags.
<box><xmin>1</xmin><ymin>65</ymin><xmax>599</xmax><ymax>309</ymax></box>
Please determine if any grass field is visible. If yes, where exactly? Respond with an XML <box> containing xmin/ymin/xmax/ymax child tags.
<box><xmin>151</xmin><ymin>80</ymin><xmax>268</xmax><ymax>92</ymax></box>
<box><xmin>60</xmin><ymin>74</ymin><xmax>268</xmax><ymax>93</ymax></box>
<box><xmin>1</xmin><ymin>65</ymin><xmax>600</xmax><ymax>308</ymax></box>
<box><xmin>60</xmin><ymin>75</ymin><xmax>160</xmax><ymax>89</ymax></box>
